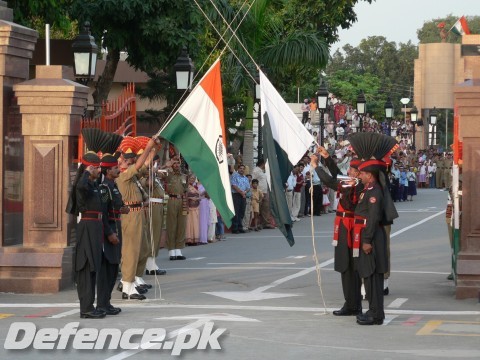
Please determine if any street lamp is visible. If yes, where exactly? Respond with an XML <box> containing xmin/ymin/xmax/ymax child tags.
<box><xmin>174</xmin><ymin>47</ymin><xmax>195</xmax><ymax>91</ymax></box>
<box><xmin>429</xmin><ymin>107</ymin><xmax>438</xmax><ymax>146</ymax></box>
<box><xmin>410</xmin><ymin>105</ymin><xmax>418</xmax><ymax>150</ymax></box>
<box><xmin>316</xmin><ymin>79</ymin><xmax>329</xmax><ymax>146</ymax></box>
<box><xmin>72</xmin><ymin>21</ymin><xmax>98</xmax><ymax>86</ymax></box>
<box><xmin>384</xmin><ymin>96</ymin><xmax>394</xmax><ymax>136</ymax></box>
<box><xmin>400</xmin><ymin>97</ymin><xmax>410</xmax><ymax>125</ymax></box>
<box><xmin>356</xmin><ymin>90</ymin><xmax>366</xmax><ymax>132</ymax></box>
<box><xmin>255</xmin><ymin>74</ymin><xmax>262</xmax><ymax>159</ymax></box>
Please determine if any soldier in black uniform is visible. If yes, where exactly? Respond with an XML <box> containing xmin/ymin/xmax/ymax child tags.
<box><xmin>354</xmin><ymin>160</ymin><xmax>388</xmax><ymax>325</ymax></box>
<box><xmin>70</xmin><ymin>151</ymin><xmax>106</xmax><ymax>319</ymax></box>
<box><xmin>97</xmin><ymin>153</ymin><xmax>129</xmax><ymax>315</ymax></box>
<box><xmin>311</xmin><ymin>146</ymin><xmax>363</xmax><ymax>316</ymax></box>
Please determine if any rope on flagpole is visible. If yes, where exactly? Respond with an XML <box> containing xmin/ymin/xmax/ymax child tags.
<box><xmin>308</xmin><ymin>163</ymin><xmax>328</xmax><ymax>315</ymax></box>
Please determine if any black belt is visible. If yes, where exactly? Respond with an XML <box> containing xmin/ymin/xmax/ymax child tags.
<box><xmin>336</xmin><ymin>211</ymin><xmax>354</xmax><ymax>218</ymax></box>
<box><xmin>80</xmin><ymin>212</ymin><xmax>102</xmax><ymax>220</ymax></box>
<box><xmin>354</xmin><ymin>218</ymin><xmax>367</xmax><ymax>225</ymax></box>
<box><xmin>168</xmin><ymin>194</ymin><xmax>181</xmax><ymax>198</ymax></box>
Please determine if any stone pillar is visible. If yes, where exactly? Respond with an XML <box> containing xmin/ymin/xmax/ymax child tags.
<box><xmin>0</xmin><ymin>1</ymin><xmax>38</xmax><ymax>291</ymax></box>
<box><xmin>454</xmin><ymin>79</ymin><xmax>480</xmax><ymax>299</ymax></box>
<box><xmin>0</xmin><ymin>66</ymin><xmax>88</xmax><ymax>293</ymax></box>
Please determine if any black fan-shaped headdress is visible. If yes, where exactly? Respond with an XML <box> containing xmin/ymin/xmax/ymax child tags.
<box><xmin>348</xmin><ymin>133</ymin><xmax>398</xmax><ymax>160</ymax></box>
<box><xmin>81</xmin><ymin>128</ymin><xmax>111</xmax><ymax>153</ymax></box>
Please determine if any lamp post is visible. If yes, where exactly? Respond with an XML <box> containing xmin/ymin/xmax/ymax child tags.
<box><xmin>410</xmin><ymin>105</ymin><xmax>418</xmax><ymax>150</ymax></box>
<box><xmin>255</xmin><ymin>74</ymin><xmax>262</xmax><ymax>159</ymax></box>
<box><xmin>400</xmin><ymin>97</ymin><xmax>410</xmax><ymax>126</ymax></box>
<box><xmin>429</xmin><ymin>107</ymin><xmax>438</xmax><ymax>146</ymax></box>
<box><xmin>316</xmin><ymin>79</ymin><xmax>329</xmax><ymax>147</ymax></box>
<box><xmin>356</xmin><ymin>90</ymin><xmax>366</xmax><ymax>132</ymax></box>
<box><xmin>384</xmin><ymin>96</ymin><xmax>394</xmax><ymax>136</ymax></box>
<box><xmin>72</xmin><ymin>21</ymin><xmax>98</xmax><ymax>86</ymax></box>
<box><xmin>174</xmin><ymin>47</ymin><xmax>195</xmax><ymax>91</ymax></box>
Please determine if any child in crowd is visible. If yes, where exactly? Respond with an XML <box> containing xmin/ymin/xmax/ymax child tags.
<box><xmin>206</xmin><ymin>192</ymin><xmax>218</xmax><ymax>243</ymax></box>
<box><xmin>250</xmin><ymin>179</ymin><xmax>264</xmax><ymax>231</ymax></box>
<box><xmin>322</xmin><ymin>185</ymin><xmax>330</xmax><ymax>214</ymax></box>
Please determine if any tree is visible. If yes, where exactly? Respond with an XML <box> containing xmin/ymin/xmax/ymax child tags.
<box><xmin>325</xmin><ymin>36</ymin><xmax>418</xmax><ymax>119</ymax></box>
<box><xmin>417</xmin><ymin>15</ymin><xmax>480</xmax><ymax>44</ymax></box>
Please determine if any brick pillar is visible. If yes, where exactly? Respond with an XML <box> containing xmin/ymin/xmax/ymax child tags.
<box><xmin>0</xmin><ymin>66</ymin><xmax>88</xmax><ymax>293</ymax></box>
<box><xmin>454</xmin><ymin>79</ymin><xmax>480</xmax><ymax>299</ymax></box>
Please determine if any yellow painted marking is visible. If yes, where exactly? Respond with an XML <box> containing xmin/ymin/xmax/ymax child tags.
<box><xmin>0</xmin><ymin>313</ymin><xmax>14</xmax><ymax>319</ymax></box>
<box><xmin>417</xmin><ymin>320</ymin><xmax>442</xmax><ymax>335</ymax></box>
<box><xmin>417</xmin><ymin>320</ymin><xmax>480</xmax><ymax>336</ymax></box>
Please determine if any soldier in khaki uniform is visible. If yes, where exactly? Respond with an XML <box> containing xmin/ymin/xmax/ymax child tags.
<box><xmin>116</xmin><ymin>136</ymin><xmax>158</xmax><ymax>299</ymax></box>
<box><xmin>435</xmin><ymin>155</ymin><xmax>445</xmax><ymax>189</ymax></box>
<box><xmin>161</xmin><ymin>157</ymin><xmax>188</xmax><ymax>260</ymax></box>
<box><xmin>443</xmin><ymin>153</ymin><xmax>453</xmax><ymax>189</ymax></box>
<box><xmin>142</xmin><ymin>165</ymin><xmax>167</xmax><ymax>275</ymax></box>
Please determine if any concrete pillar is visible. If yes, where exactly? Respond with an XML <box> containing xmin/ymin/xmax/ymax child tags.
<box><xmin>0</xmin><ymin>66</ymin><xmax>88</xmax><ymax>293</ymax></box>
<box><xmin>454</xmin><ymin>79</ymin><xmax>480</xmax><ymax>299</ymax></box>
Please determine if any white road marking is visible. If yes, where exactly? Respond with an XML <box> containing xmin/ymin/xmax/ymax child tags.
<box><xmin>156</xmin><ymin>313</ymin><xmax>259</xmax><ymax>322</ymax></box>
<box><xmin>187</xmin><ymin>257</ymin><xmax>206</xmax><ymax>261</ymax></box>
<box><xmin>390</xmin><ymin>210</ymin><xmax>445</xmax><ymax>237</ymax></box>
<box><xmin>286</xmin><ymin>256</ymin><xmax>307</xmax><ymax>259</ymax></box>
<box><xmin>208</xmin><ymin>262</ymin><xmax>296</xmax><ymax>265</ymax></box>
<box><xmin>382</xmin><ymin>315</ymin><xmax>398</xmax><ymax>325</ymax></box>
<box><xmin>1</xmin><ymin>303</ymin><xmax>480</xmax><ymax>316</ymax></box>
<box><xmin>388</xmin><ymin>298</ymin><xmax>408</xmax><ymax>308</ymax></box>
<box><xmin>49</xmin><ymin>309</ymin><xmax>79</xmax><ymax>318</ymax></box>
<box><xmin>204</xmin><ymin>258</ymin><xmax>334</xmax><ymax>302</ymax></box>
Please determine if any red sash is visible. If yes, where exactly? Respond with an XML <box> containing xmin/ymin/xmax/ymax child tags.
<box><xmin>332</xmin><ymin>204</ymin><xmax>354</xmax><ymax>247</ymax></box>
<box><xmin>353</xmin><ymin>215</ymin><xmax>367</xmax><ymax>257</ymax></box>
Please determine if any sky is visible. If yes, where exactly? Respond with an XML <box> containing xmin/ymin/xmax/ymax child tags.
<box><xmin>331</xmin><ymin>0</ymin><xmax>480</xmax><ymax>53</ymax></box>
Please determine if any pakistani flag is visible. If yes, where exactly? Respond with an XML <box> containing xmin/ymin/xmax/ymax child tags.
<box><xmin>260</xmin><ymin>71</ymin><xmax>315</xmax><ymax>246</ymax></box>
<box><xmin>159</xmin><ymin>59</ymin><xmax>234</xmax><ymax>227</ymax></box>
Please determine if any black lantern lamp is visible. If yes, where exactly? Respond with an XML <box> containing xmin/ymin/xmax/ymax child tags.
<box><xmin>174</xmin><ymin>47</ymin><xmax>195</xmax><ymax>91</ymax></box>
<box><xmin>72</xmin><ymin>21</ymin><xmax>98</xmax><ymax>85</ymax></box>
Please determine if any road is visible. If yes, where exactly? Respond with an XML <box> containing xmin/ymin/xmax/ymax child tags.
<box><xmin>0</xmin><ymin>188</ymin><xmax>479</xmax><ymax>359</ymax></box>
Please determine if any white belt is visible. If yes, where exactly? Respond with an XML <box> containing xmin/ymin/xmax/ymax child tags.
<box><xmin>150</xmin><ymin>198</ymin><xmax>164</xmax><ymax>204</ymax></box>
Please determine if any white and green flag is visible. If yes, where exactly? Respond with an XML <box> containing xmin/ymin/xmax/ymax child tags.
<box><xmin>159</xmin><ymin>59</ymin><xmax>234</xmax><ymax>227</ymax></box>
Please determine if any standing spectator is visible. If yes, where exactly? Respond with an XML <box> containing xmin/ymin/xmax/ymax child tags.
<box><xmin>230</xmin><ymin>164</ymin><xmax>250</xmax><ymax>233</ymax></box>
<box><xmin>399</xmin><ymin>166</ymin><xmax>408</xmax><ymax>201</ymax></box>
<box><xmin>185</xmin><ymin>175</ymin><xmax>200</xmax><ymax>246</ymax></box>
<box><xmin>285</xmin><ymin>166</ymin><xmax>297</xmax><ymax>221</ymax></box>
<box><xmin>305</xmin><ymin>118</ymin><xmax>313</xmax><ymax>134</ymax></box>
<box><xmin>198</xmin><ymin>182</ymin><xmax>209</xmax><ymax>244</ymax></box>
<box><xmin>242</xmin><ymin>174</ymin><xmax>253</xmax><ymax>231</ymax></box>
<box><xmin>428</xmin><ymin>160</ymin><xmax>436</xmax><ymax>188</ymax></box>
<box><xmin>418</xmin><ymin>162</ymin><xmax>427</xmax><ymax>188</ymax></box>
<box><xmin>322</xmin><ymin>185</ymin><xmax>330</xmax><ymax>214</ymax></box>
<box><xmin>207</xmin><ymin>194</ymin><xmax>217</xmax><ymax>243</ymax></box>
<box><xmin>251</xmin><ymin>179</ymin><xmax>263</xmax><ymax>231</ymax></box>
<box><xmin>406</xmin><ymin>167</ymin><xmax>417</xmax><ymax>201</ymax></box>
<box><xmin>292</xmin><ymin>165</ymin><xmax>304</xmax><ymax>221</ymax></box>
<box><xmin>310</xmin><ymin>98</ymin><xmax>318</xmax><ymax>125</ymax></box>
<box><xmin>301</xmin><ymin>98</ymin><xmax>310</xmax><ymax>124</ymax></box>
<box><xmin>252</xmin><ymin>159</ymin><xmax>274</xmax><ymax>229</ymax></box>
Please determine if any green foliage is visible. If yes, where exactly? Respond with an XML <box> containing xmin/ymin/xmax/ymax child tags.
<box><xmin>326</xmin><ymin>36</ymin><xmax>418</xmax><ymax>119</ymax></box>
<box><xmin>417</xmin><ymin>15</ymin><xmax>480</xmax><ymax>44</ymax></box>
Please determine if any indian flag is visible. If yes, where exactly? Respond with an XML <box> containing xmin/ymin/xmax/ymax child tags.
<box><xmin>450</xmin><ymin>16</ymin><xmax>471</xmax><ymax>36</ymax></box>
<box><xmin>159</xmin><ymin>59</ymin><xmax>234</xmax><ymax>227</ymax></box>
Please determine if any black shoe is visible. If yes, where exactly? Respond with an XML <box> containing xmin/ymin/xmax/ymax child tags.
<box><xmin>383</xmin><ymin>287</ymin><xmax>389</xmax><ymax>295</ymax></box>
<box><xmin>170</xmin><ymin>256</ymin><xmax>177</xmax><ymax>260</ymax></box>
<box><xmin>107</xmin><ymin>304</ymin><xmax>121</xmax><ymax>313</ymax></box>
<box><xmin>80</xmin><ymin>309</ymin><xmax>106</xmax><ymax>319</ymax></box>
<box><xmin>447</xmin><ymin>273</ymin><xmax>454</xmax><ymax>280</ymax></box>
<box><xmin>176</xmin><ymin>255</ymin><xmax>186</xmax><ymax>260</ymax></box>
<box><xmin>146</xmin><ymin>269</ymin><xmax>167</xmax><ymax>275</ymax></box>
<box><xmin>117</xmin><ymin>282</ymin><xmax>123</xmax><ymax>292</ymax></box>
<box><xmin>333</xmin><ymin>307</ymin><xmax>362</xmax><ymax>316</ymax></box>
<box><xmin>356</xmin><ymin>313</ymin><xmax>383</xmax><ymax>325</ymax></box>
<box><xmin>122</xmin><ymin>293</ymin><xmax>146</xmax><ymax>300</ymax></box>
<box><xmin>136</xmin><ymin>286</ymin><xmax>148</xmax><ymax>294</ymax></box>
<box><xmin>97</xmin><ymin>307</ymin><xmax>120</xmax><ymax>316</ymax></box>
<box><xmin>239</xmin><ymin>229</ymin><xmax>245</xmax><ymax>233</ymax></box>
<box><xmin>232</xmin><ymin>230</ymin><xmax>239</xmax><ymax>234</ymax></box>
<box><xmin>137</xmin><ymin>283</ymin><xmax>152</xmax><ymax>290</ymax></box>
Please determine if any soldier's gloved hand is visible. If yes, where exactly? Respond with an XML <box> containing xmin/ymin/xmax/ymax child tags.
<box><xmin>362</xmin><ymin>243</ymin><xmax>372</xmax><ymax>255</ymax></box>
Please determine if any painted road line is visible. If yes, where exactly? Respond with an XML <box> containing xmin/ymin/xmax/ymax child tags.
<box><xmin>156</xmin><ymin>313</ymin><xmax>260</xmax><ymax>322</ymax></box>
<box><xmin>24</xmin><ymin>308</ymin><xmax>58</xmax><ymax>318</ymax></box>
<box><xmin>1</xmin><ymin>303</ymin><xmax>480</xmax><ymax>316</ymax></box>
<box><xmin>208</xmin><ymin>262</ymin><xmax>296</xmax><ymax>265</ymax></box>
<box><xmin>0</xmin><ymin>314</ymin><xmax>13</xmax><ymax>319</ymax></box>
<box><xmin>383</xmin><ymin>315</ymin><xmax>398</xmax><ymax>326</ymax></box>
<box><xmin>387</xmin><ymin>298</ymin><xmax>408</xmax><ymax>308</ymax></box>
<box><xmin>417</xmin><ymin>320</ymin><xmax>480</xmax><ymax>336</ymax></box>
<box><xmin>390</xmin><ymin>210</ymin><xmax>445</xmax><ymax>238</ymax></box>
<box><xmin>187</xmin><ymin>257</ymin><xmax>206</xmax><ymax>261</ymax></box>
<box><xmin>402</xmin><ymin>316</ymin><xmax>423</xmax><ymax>326</ymax></box>
<box><xmin>49</xmin><ymin>309</ymin><xmax>80</xmax><ymax>318</ymax></box>
<box><xmin>286</xmin><ymin>256</ymin><xmax>307</xmax><ymax>259</ymax></box>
